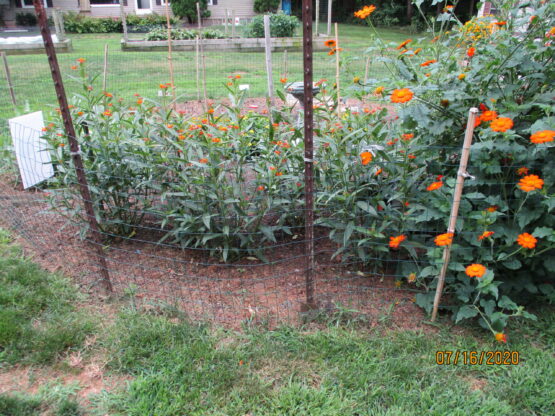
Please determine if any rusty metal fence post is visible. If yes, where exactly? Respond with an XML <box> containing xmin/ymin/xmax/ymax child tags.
<box><xmin>302</xmin><ymin>0</ymin><xmax>315</xmax><ymax>309</ymax></box>
<box><xmin>33</xmin><ymin>0</ymin><xmax>113</xmax><ymax>293</ymax></box>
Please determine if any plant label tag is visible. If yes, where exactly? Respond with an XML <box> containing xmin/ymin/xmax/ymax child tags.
<box><xmin>8</xmin><ymin>111</ymin><xmax>54</xmax><ymax>189</ymax></box>
<box><xmin>239</xmin><ymin>84</ymin><xmax>250</xmax><ymax>91</ymax></box>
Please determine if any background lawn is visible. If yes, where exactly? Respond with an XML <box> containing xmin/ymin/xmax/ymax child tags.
<box><xmin>0</xmin><ymin>229</ymin><xmax>553</xmax><ymax>416</ymax></box>
<box><xmin>0</xmin><ymin>24</ymin><xmax>423</xmax><ymax>127</ymax></box>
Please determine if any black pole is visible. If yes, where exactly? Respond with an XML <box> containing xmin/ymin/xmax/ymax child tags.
<box><xmin>33</xmin><ymin>0</ymin><xmax>113</xmax><ymax>293</ymax></box>
<box><xmin>302</xmin><ymin>0</ymin><xmax>315</xmax><ymax>308</ymax></box>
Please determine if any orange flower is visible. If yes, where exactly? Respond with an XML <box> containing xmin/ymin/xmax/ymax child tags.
<box><xmin>77</xmin><ymin>111</ymin><xmax>84</xmax><ymax>116</ymax></box>
<box><xmin>494</xmin><ymin>21</ymin><xmax>507</xmax><ymax>27</ymax></box>
<box><xmin>486</xmin><ymin>205</ymin><xmax>498</xmax><ymax>213</ymax></box>
<box><xmin>212</xmin><ymin>138</ymin><xmax>221</xmax><ymax>143</ymax></box>
<box><xmin>420</xmin><ymin>59</ymin><xmax>437</xmax><ymax>67</ymax></box>
<box><xmin>257</xmin><ymin>185</ymin><xmax>265</xmax><ymax>191</ymax></box>
<box><xmin>390</xmin><ymin>88</ymin><xmax>414</xmax><ymax>104</ymax></box>
<box><xmin>467</xmin><ymin>47</ymin><xmax>475</xmax><ymax>57</ymax></box>
<box><xmin>479</xmin><ymin>110</ymin><xmax>498</xmax><ymax>122</ymax></box>
<box><xmin>530</xmin><ymin>130</ymin><xmax>555</xmax><ymax>144</ymax></box>
<box><xmin>354</xmin><ymin>5</ymin><xmax>376</xmax><ymax>19</ymax></box>
<box><xmin>495</xmin><ymin>333</ymin><xmax>507</xmax><ymax>343</ymax></box>
<box><xmin>465</xmin><ymin>263</ymin><xmax>486</xmax><ymax>278</ymax></box>
<box><xmin>516</xmin><ymin>167</ymin><xmax>529</xmax><ymax>176</ymax></box>
<box><xmin>402</xmin><ymin>133</ymin><xmax>414</xmax><ymax>141</ymax></box>
<box><xmin>517</xmin><ymin>233</ymin><xmax>537</xmax><ymax>249</ymax></box>
<box><xmin>160</xmin><ymin>83</ymin><xmax>168</xmax><ymax>89</ymax></box>
<box><xmin>396</xmin><ymin>39</ymin><xmax>412</xmax><ymax>50</ymax></box>
<box><xmin>275</xmin><ymin>172</ymin><xmax>283</xmax><ymax>176</ymax></box>
<box><xmin>103</xmin><ymin>110</ymin><xmax>112</xmax><ymax>117</ymax></box>
<box><xmin>199</xmin><ymin>158</ymin><xmax>208</xmax><ymax>164</ymax></box>
<box><xmin>375</xmin><ymin>168</ymin><xmax>383</xmax><ymax>176</ymax></box>
<box><xmin>76</xmin><ymin>58</ymin><xmax>86</xmax><ymax>63</ymax></box>
<box><xmin>328</xmin><ymin>47</ymin><xmax>342</xmax><ymax>55</ymax></box>
<box><xmin>324</xmin><ymin>39</ymin><xmax>336</xmax><ymax>48</ymax></box>
<box><xmin>389</xmin><ymin>235</ymin><xmax>407</xmax><ymax>249</ymax></box>
<box><xmin>280</xmin><ymin>77</ymin><xmax>288</xmax><ymax>84</ymax></box>
<box><xmin>137</xmin><ymin>98</ymin><xmax>143</xmax><ymax>105</ymax></box>
<box><xmin>518</xmin><ymin>174</ymin><xmax>544</xmax><ymax>192</ymax></box>
<box><xmin>458</xmin><ymin>73</ymin><xmax>466</xmax><ymax>80</ymax></box>
<box><xmin>490</xmin><ymin>117</ymin><xmax>514</xmax><ymax>132</ymax></box>
<box><xmin>374</xmin><ymin>86</ymin><xmax>385</xmax><ymax>95</ymax></box>
<box><xmin>426</xmin><ymin>181</ymin><xmax>443</xmax><ymax>191</ymax></box>
<box><xmin>413</xmin><ymin>48</ymin><xmax>422</xmax><ymax>55</ymax></box>
<box><xmin>70</xmin><ymin>65</ymin><xmax>78</xmax><ymax>70</ymax></box>
<box><xmin>478</xmin><ymin>231</ymin><xmax>495</xmax><ymax>241</ymax></box>
<box><xmin>103</xmin><ymin>92</ymin><xmax>113</xmax><ymax>98</ymax></box>
<box><xmin>360</xmin><ymin>151</ymin><xmax>373</xmax><ymax>165</ymax></box>
<box><xmin>434</xmin><ymin>232</ymin><xmax>454</xmax><ymax>246</ymax></box>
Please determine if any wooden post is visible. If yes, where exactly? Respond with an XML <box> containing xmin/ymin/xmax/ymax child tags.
<box><xmin>102</xmin><ymin>44</ymin><xmax>108</xmax><ymax>91</ymax></box>
<box><xmin>315</xmin><ymin>0</ymin><xmax>320</xmax><ymax>37</ymax></box>
<box><xmin>264</xmin><ymin>15</ymin><xmax>274</xmax><ymax>100</ymax></box>
<box><xmin>201</xmin><ymin>44</ymin><xmax>208</xmax><ymax>111</ymax></box>
<box><xmin>334</xmin><ymin>23</ymin><xmax>340</xmax><ymax>117</ymax></box>
<box><xmin>327</xmin><ymin>0</ymin><xmax>332</xmax><ymax>36</ymax></box>
<box><xmin>196</xmin><ymin>2</ymin><xmax>202</xmax><ymax>29</ymax></box>
<box><xmin>431</xmin><ymin>108</ymin><xmax>479</xmax><ymax>322</ymax></box>
<box><xmin>57</xmin><ymin>9</ymin><xmax>66</xmax><ymax>41</ymax></box>
<box><xmin>231</xmin><ymin>10</ymin><xmax>236</xmax><ymax>38</ymax></box>
<box><xmin>364</xmin><ymin>56</ymin><xmax>370</xmax><ymax>84</ymax></box>
<box><xmin>283</xmin><ymin>49</ymin><xmax>288</xmax><ymax>78</ymax></box>
<box><xmin>33</xmin><ymin>0</ymin><xmax>113</xmax><ymax>294</ymax></box>
<box><xmin>165</xmin><ymin>0</ymin><xmax>177</xmax><ymax>108</ymax></box>
<box><xmin>1</xmin><ymin>52</ymin><xmax>17</xmax><ymax>108</ymax></box>
<box><xmin>195</xmin><ymin>36</ymin><xmax>200</xmax><ymax>102</ymax></box>
<box><xmin>120</xmin><ymin>1</ymin><xmax>128</xmax><ymax>43</ymax></box>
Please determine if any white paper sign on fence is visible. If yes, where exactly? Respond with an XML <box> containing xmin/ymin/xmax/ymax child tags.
<box><xmin>8</xmin><ymin>111</ymin><xmax>54</xmax><ymax>189</ymax></box>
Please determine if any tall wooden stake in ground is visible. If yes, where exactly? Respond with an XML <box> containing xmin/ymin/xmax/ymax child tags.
<box><xmin>165</xmin><ymin>0</ymin><xmax>177</xmax><ymax>108</ymax></box>
<box><xmin>302</xmin><ymin>0</ymin><xmax>315</xmax><ymax>309</ymax></box>
<box><xmin>1</xmin><ymin>52</ymin><xmax>17</xmax><ymax>108</ymax></box>
<box><xmin>431</xmin><ymin>108</ymin><xmax>479</xmax><ymax>321</ymax></box>
<box><xmin>263</xmin><ymin>15</ymin><xmax>274</xmax><ymax>101</ymax></box>
<box><xmin>33</xmin><ymin>0</ymin><xmax>113</xmax><ymax>293</ymax></box>
<box><xmin>334</xmin><ymin>23</ymin><xmax>341</xmax><ymax>117</ymax></box>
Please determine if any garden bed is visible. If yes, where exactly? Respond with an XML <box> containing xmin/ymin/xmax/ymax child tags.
<box><xmin>0</xmin><ymin>35</ymin><xmax>72</xmax><ymax>55</ymax></box>
<box><xmin>121</xmin><ymin>36</ymin><xmax>334</xmax><ymax>53</ymax></box>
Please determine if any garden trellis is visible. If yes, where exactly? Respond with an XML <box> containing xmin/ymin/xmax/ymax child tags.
<box><xmin>0</xmin><ymin>1</ymin><xmax>553</xmax><ymax>333</ymax></box>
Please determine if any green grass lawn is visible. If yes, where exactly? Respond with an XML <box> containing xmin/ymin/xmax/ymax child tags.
<box><xmin>0</xmin><ymin>229</ymin><xmax>553</xmax><ymax>415</ymax></box>
<box><xmin>0</xmin><ymin>24</ymin><xmax>420</xmax><ymax>126</ymax></box>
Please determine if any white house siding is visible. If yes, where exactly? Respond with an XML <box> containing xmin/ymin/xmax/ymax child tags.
<box><xmin>208</xmin><ymin>0</ymin><xmax>255</xmax><ymax>19</ymax></box>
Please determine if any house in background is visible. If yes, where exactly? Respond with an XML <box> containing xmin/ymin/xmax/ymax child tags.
<box><xmin>0</xmin><ymin>0</ymin><xmax>258</xmax><ymax>27</ymax></box>
<box><xmin>477</xmin><ymin>1</ymin><xmax>500</xmax><ymax>17</ymax></box>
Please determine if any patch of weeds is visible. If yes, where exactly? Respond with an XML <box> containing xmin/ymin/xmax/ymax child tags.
<box><xmin>0</xmin><ymin>394</ymin><xmax>43</xmax><ymax>416</ymax></box>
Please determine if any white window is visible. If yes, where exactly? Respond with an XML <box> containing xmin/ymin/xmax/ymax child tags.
<box><xmin>22</xmin><ymin>0</ymin><xmax>48</xmax><ymax>8</ymax></box>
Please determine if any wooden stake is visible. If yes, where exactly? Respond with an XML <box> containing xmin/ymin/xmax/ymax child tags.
<box><xmin>283</xmin><ymin>49</ymin><xmax>288</xmax><ymax>78</ymax></box>
<box><xmin>102</xmin><ymin>44</ymin><xmax>108</xmax><ymax>91</ymax></box>
<box><xmin>195</xmin><ymin>36</ymin><xmax>200</xmax><ymax>102</ymax></box>
<box><xmin>196</xmin><ymin>2</ymin><xmax>202</xmax><ymax>29</ymax></box>
<box><xmin>165</xmin><ymin>0</ymin><xmax>177</xmax><ymax>109</ymax></box>
<box><xmin>1</xmin><ymin>52</ymin><xmax>17</xmax><ymax>108</ymax></box>
<box><xmin>315</xmin><ymin>0</ymin><xmax>320</xmax><ymax>37</ymax></box>
<box><xmin>264</xmin><ymin>15</ymin><xmax>274</xmax><ymax>100</ymax></box>
<box><xmin>120</xmin><ymin>1</ymin><xmax>128</xmax><ymax>42</ymax></box>
<box><xmin>334</xmin><ymin>23</ymin><xmax>341</xmax><ymax>117</ymax></box>
<box><xmin>201</xmin><ymin>48</ymin><xmax>208</xmax><ymax>111</ymax></box>
<box><xmin>231</xmin><ymin>10</ymin><xmax>236</xmax><ymax>38</ymax></box>
<box><xmin>431</xmin><ymin>107</ymin><xmax>479</xmax><ymax>322</ymax></box>
<box><xmin>327</xmin><ymin>0</ymin><xmax>332</xmax><ymax>36</ymax></box>
<box><xmin>364</xmin><ymin>56</ymin><xmax>370</xmax><ymax>84</ymax></box>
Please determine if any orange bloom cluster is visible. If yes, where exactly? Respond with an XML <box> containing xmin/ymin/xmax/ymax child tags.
<box><xmin>427</xmin><ymin>181</ymin><xmax>443</xmax><ymax>191</ymax></box>
<box><xmin>324</xmin><ymin>39</ymin><xmax>336</xmax><ymax>48</ymax></box>
<box><xmin>389</xmin><ymin>235</ymin><xmax>406</xmax><ymax>249</ymax></box>
<box><xmin>517</xmin><ymin>167</ymin><xmax>529</xmax><ymax>176</ymax></box>
<box><xmin>360</xmin><ymin>151</ymin><xmax>373</xmax><ymax>165</ymax></box>
<box><xmin>402</xmin><ymin>133</ymin><xmax>414</xmax><ymax>141</ymax></box>
<box><xmin>354</xmin><ymin>5</ymin><xmax>376</xmax><ymax>19</ymax></box>
<box><xmin>518</xmin><ymin>174</ymin><xmax>544</xmax><ymax>192</ymax></box>
<box><xmin>530</xmin><ymin>130</ymin><xmax>555</xmax><ymax>144</ymax></box>
<box><xmin>374</xmin><ymin>86</ymin><xmax>385</xmax><ymax>95</ymax></box>
<box><xmin>435</xmin><ymin>232</ymin><xmax>454</xmax><ymax>246</ymax></box>
<box><xmin>77</xmin><ymin>57</ymin><xmax>86</xmax><ymax>64</ymax></box>
<box><xmin>467</xmin><ymin>47</ymin><xmax>475</xmax><ymax>57</ymax></box>
<box><xmin>490</xmin><ymin>117</ymin><xmax>514</xmax><ymax>132</ymax></box>
<box><xmin>390</xmin><ymin>88</ymin><xmax>414</xmax><ymax>103</ymax></box>
<box><xmin>517</xmin><ymin>233</ymin><xmax>537</xmax><ymax>249</ymax></box>
<box><xmin>478</xmin><ymin>231</ymin><xmax>495</xmax><ymax>241</ymax></box>
<box><xmin>420</xmin><ymin>59</ymin><xmax>437</xmax><ymax>67</ymax></box>
<box><xmin>396</xmin><ymin>39</ymin><xmax>412</xmax><ymax>50</ymax></box>
<box><xmin>465</xmin><ymin>263</ymin><xmax>486</xmax><ymax>278</ymax></box>
<box><xmin>480</xmin><ymin>110</ymin><xmax>497</xmax><ymax>122</ymax></box>
<box><xmin>495</xmin><ymin>333</ymin><xmax>507</xmax><ymax>343</ymax></box>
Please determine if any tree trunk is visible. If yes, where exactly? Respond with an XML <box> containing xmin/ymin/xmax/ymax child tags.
<box><xmin>407</xmin><ymin>0</ymin><xmax>413</xmax><ymax>22</ymax></box>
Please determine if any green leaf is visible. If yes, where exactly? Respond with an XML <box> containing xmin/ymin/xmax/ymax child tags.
<box><xmin>498</xmin><ymin>296</ymin><xmax>518</xmax><ymax>311</ymax></box>
<box><xmin>455</xmin><ymin>305</ymin><xmax>479</xmax><ymax>323</ymax></box>
<box><xmin>502</xmin><ymin>258</ymin><xmax>522</xmax><ymax>270</ymax></box>
<box><xmin>480</xmin><ymin>299</ymin><xmax>496</xmax><ymax>318</ymax></box>
<box><xmin>356</xmin><ymin>201</ymin><xmax>378</xmax><ymax>217</ymax></box>
<box><xmin>533</xmin><ymin>226</ymin><xmax>553</xmax><ymax>238</ymax></box>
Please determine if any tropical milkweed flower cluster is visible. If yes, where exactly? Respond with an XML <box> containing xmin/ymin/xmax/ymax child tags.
<box><xmin>389</xmin><ymin>235</ymin><xmax>406</xmax><ymax>249</ymax></box>
<box><xmin>354</xmin><ymin>5</ymin><xmax>376</xmax><ymax>20</ymax></box>
<box><xmin>478</xmin><ymin>231</ymin><xmax>494</xmax><ymax>241</ymax></box>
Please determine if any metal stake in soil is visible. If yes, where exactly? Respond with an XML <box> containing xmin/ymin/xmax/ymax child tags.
<box><xmin>302</xmin><ymin>0</ymin><xmax>315</xmax><ymax>309</ymax></box>
<box><xmin>33</xmin><ymin>0</ymin><xmax>113</xmax><ymax>293</ymax></box>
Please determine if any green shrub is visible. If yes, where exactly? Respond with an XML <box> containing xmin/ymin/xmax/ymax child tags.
<box><xmin>15</xmin><ymin>12</ymin><xmax>37</xmax><ymax>26</ymax></box>
<box><xmin>245</xmin><ymin>13</ymin><xmax>299</xmax><ymax>38</ymax></box>
<box><xmin>144</xmin><ymin>27</ymin><xmax>224</xmax><ymax>41</ymax></box>
<box><xmin>171</xmin><ymin>0</ymin><xmax>210</xmax><ymax>24</ymax></box>
<box><xmin>253</xmin><ymin>0</ymin><xmax>280</xmax><ymax>13</ymax></box>
<box><xmin>62</xmin><ymin>12</ymin><xmax>177</xmax><ymax>34</ymax></box>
